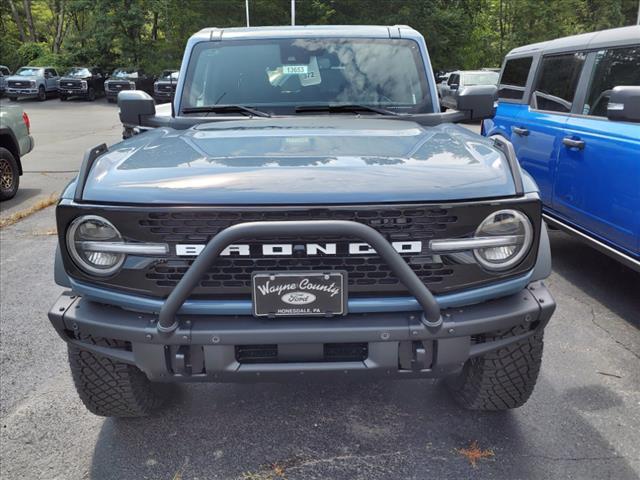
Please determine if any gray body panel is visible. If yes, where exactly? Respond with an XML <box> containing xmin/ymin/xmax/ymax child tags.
<box><xmin>80</xmin><ymin>117</ymin><xmax>517</xmax><ymax>204</ymax></box>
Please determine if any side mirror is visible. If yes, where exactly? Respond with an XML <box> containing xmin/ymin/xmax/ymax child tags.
<box><xmin>118</xmin><ymin>90</ymin><xmax>156</xmax><ymax>126</ymax></box>
<box><xmin>455</xmin><ymin>85</ymin><xmax>497</xmax><ymax>121</ymax></box>
<box><xmin>450</xmin><ymin>84</ymin><xmax>459</xmax><ymax>90</ymax></box>
<box><xmin>607</xmin><ymin>86</ymin><xmax>640</xmax><ymax>123</ymax></box>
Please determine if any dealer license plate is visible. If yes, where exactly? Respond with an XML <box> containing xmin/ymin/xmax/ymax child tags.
<box><xmin>252</xmin><ymin>271</ymin><xmax>347</xmax><ymax>317</ymax></box>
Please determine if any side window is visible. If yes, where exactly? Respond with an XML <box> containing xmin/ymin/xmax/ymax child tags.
<box><xmin>531</xmin><ymin>52</ymin><xmax>586</xmax><ymax>113</ymax></box>
<box><xmin>448</xmin><ymin>74</ymin><xmax>459</xmax><ymax>86</ymax></box>
<box><xmin>499</xmin><ymin>56</ymin><xmax>532</xmax><ymax>100</ymax></box>
<box><xmin>583</xmin><ymin>45</ymin><xmax>640</xmax><ymax>117</ymax></box>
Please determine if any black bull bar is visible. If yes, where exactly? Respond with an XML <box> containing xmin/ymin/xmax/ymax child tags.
<box><xmin>157</xmin><ymin>220</ymin><xmax>443</xmax><ymax>334</ymax></box>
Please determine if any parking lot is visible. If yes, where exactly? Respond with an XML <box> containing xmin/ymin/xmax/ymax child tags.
<box><xmin>0</xmin><ymin>98</ymin><xmax>639</xmax><ymax>479</ymax></box>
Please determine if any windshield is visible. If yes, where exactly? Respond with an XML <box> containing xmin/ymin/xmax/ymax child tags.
<box><xmin>16</xmin><ymin>67</ymin><xmax>43</xmax><ymax>76</ymax></box>
<box><xmin>112</xmin><ymin>69</ymin><xmax>138</xmax><ymax>78</ymax></box>
<box><xmin>160</xmin><ymin>71</ymin><xmax>179</xmax><ymax>80</ymax></box>
<box><xmin>181</xmin><ymin>38</ymin><xmax>433</xmax><ymax>114</ymax></box>
<box><xmin>66</xmin><ymin>67</ymin><xmax>91</xmax><ymax>77</ymax></box>
<box><xmin>463</xmin><ymin>72</ymin><xmax>499</xmax><ymax>86</ymax></box>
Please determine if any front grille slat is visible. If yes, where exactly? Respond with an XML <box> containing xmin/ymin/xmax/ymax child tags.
<box><xmin>137</xmin><ymin>207</ymin><xmax>458</xmax><ymax>296</ymax></box>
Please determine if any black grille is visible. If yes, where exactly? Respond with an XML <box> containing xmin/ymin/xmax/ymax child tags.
<box><xmin>8</xmin><ymin>80</ymin><xmax>31</xmax><ymax>88</ymax></box>
<box><xmin>140</xmin><ymin>208</ymin><xmax>456</xmax><ymax>294</ymax></box>
<box><xmin>156</xmin><ymin>83</ymin><xmax>175</xmax><ymax>93</ymax></box>
<box><xmin>106</xmin><ymin>81</ymin><xmax>132</xmax><ymax>92</ymax></box>
<box><xmin>60</xmin><ymin>79</ymin><xmax>82</xmax><ymax>89</ymax></box>
<box><xmin>57</xmin><ymin>201</ymin><xmax>541</xmax><ymax>298</ymax></box>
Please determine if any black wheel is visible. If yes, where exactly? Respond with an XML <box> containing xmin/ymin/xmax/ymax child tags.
<box><xmin>59</xmin><ymin>95</ymin><xmax>67</xmax><ymax>101</ymax></box>
<box><xmin>0</xmin><ymin>147</ymin><xmax>20</xmax><ymax>200</ymax></box>
<box><xmin>38</xmin><ymin>85</ymin><xmax>46</xmax><ymax>101</ymax></box>
<box><xmin>107</xmin><ymin>97</ymin><xmax>116</xmax><ymax>103</ymax></box>
<box><xmin>445</xmin><ymin>325</ymin><xmax>544</xmax><ymax>410</ymax></box>
<box><xmin>68</xmin><ymin>336</ymin><xmax>170</xmax><ymax>417</ymax></box>
<box><xmin>87</xmin><ymin>87</ymin><xmax>96</xmax><ymax>101</ymax></box>
<box><xmin>8</xmin><ymin>96</ymin><xmax>18</xmax><ymax>102</ymax></box>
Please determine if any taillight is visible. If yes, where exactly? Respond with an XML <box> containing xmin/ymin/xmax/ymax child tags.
<box><xmin>22</xmin><ymin>112</ymin><xmax>30</xmax><ymax>134</ymax></box>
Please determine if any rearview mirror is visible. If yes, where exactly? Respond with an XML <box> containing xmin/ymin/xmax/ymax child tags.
<box><xmin>607</xmin><ymin>86</ymin><xmax>640</xmax><ymax>123</ymax></box>
<box><xmin>455</xmin><ymin>85</ymin><xmax>497</xmax><ymax>121</ymax></box>
<box><xmin>118</xmin><ymin>90</ymin><xmax>156</xmax><ymax>127</ymax></box>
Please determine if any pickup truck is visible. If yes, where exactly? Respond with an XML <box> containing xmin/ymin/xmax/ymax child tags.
<box><xmin>48</xmin><ymin>25</ymin><xmax>555</xmax><ymax>417</ymax></box>
<box><xmin>5</xmin><ymin>66</ymin><xmax>59</xmax><ymax>101</ymax></box>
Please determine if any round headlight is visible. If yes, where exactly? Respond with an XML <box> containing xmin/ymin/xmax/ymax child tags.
<box><xmin>66</xmin><ymin>215</ymin><xmax>125</xmax><ymax>276</ymax></box>
<box><xmin>473</xmin><ymin>209</ymin><xmax>533</xmax><ymax>271</ymax></box>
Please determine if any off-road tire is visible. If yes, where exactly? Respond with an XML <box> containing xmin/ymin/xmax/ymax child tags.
<box><xmin>38</xmin><ymin>85</ymin><xmax>46</xmax><ymax>101</ymax></box>
<box><xmin>68</xmin><ymin>337</ymin><xmax>169</xmax><ymax>417</ymax></box>
<box><xmin>0</xmin><ymin>147</ymin><xmax>20</xmax><ymax>200</ymax></box>
<box><xmin>445</xmin><ymin>325</ymin><xmax>544</xmax><ymax>410</ymax></box>
<box><xmin>59</xmin><ymin>95</ymin><xmax>67</xmax><ymax>101</ymax></box>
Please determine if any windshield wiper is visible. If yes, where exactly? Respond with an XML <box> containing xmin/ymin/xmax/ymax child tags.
<box><xmin>182</xmin><ymin>104</ymin><xmax>271</xmax><ymax>117</ymax></box>
<box><xmin>295</xmin><ymin>104</ymin><xmax>399</xmax><ymax>116</ymax></box>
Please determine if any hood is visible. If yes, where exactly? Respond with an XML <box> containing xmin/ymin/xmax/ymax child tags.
<box><xmin>80</xmin><ymin>117</ymin><xmax>517</xmax><ymax>205</ymax></box>
<box><xmin>60</xmin><ymin>75</ymin><xmax>90</xmax><ymax>81</ymax></box>
<box><xmin>107</xmin><ymin>76</ymin><xmax>136</xmax><ymax>81</ymax></box>
<box><xmin>6</xmin><ymin>75</ymin><xmax>39</xmax><ymax>81</ymax></box>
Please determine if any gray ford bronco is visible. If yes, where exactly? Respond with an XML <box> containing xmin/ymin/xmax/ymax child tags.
<box><xmin>49</xmin><ymin>25</ymin><xmax>555</xmax><ymax>417</ymax></box>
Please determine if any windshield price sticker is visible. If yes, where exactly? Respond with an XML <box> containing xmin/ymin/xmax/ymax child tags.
<box><xmin>283</xmin><ymin>65</ymin><xmax>309</xmax><ymax>75</ymax></box>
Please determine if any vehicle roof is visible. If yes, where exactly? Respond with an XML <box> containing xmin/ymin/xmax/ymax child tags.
<box><xmin>507</xmin><ymin>25</ymin><xmax>640</xmax><ymax>56</ymax></box>
<box><xmin>21</xmin><ymin>66</ymin><xmax>55</xmax><ymax>69</ymax></box>
<box><xmin>190</xmin><ymin>24</ymin><xmax>420</xmax><ymax>41</ymax></box>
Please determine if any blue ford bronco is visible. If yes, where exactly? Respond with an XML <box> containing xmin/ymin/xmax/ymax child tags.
<box><xmin>49</xmin><ymin>25</ymin><xmax>556</xmax><ymax>417</ymax></box>
<box><xmin>483</xmin><ymin>26</ymin><xmax>640</xmax><ymax>272</ymax></box>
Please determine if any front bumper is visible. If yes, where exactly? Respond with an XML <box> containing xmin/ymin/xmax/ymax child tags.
<box><xmin>59</xmin><ymin>88</ymin><xmax>88</xmax><ymax>96</ymax></box>
<box><xmin>6</xmin><ymin>88</ymin><xmax>38</xmax><ymax>97</ymax></box>
<box><xmin>48</xmin><ymin>281</ymin><xmax>555</xmax><ymax>382</ymax></box>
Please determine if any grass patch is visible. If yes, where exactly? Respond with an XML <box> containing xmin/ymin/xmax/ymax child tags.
<box><xmin>0</xmin><ymin>194</ymin><xmax>58</xmax><ymax>228</ymax></box>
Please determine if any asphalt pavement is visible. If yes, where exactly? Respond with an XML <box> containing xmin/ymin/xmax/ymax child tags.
<box><xmin>0</xmin><ymin>99</ymin><xmax>639</xmax><ymax>480</ymax></box>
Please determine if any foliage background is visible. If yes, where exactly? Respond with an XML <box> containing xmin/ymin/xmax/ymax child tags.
<box><xmin>1</xmin><ymin>0</ymin><xmax>638</xmax><ymax>75</ymax></box>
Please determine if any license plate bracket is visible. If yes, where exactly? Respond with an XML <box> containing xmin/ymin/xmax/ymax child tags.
<box><xmin>252</xmin><ymin>271</ymin><xmax>347</xmax><ymax>317</ymax></box>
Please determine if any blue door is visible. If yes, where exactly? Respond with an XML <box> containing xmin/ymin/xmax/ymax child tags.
<box><xmin>553</xmin><ymin>46</ymin><xmax>640</xmax><ymax>255</ymax></box>
<box><xmin>510</xmin><ymin>53</ymin><xmax>586</xmax><ymax>206</ymax></box>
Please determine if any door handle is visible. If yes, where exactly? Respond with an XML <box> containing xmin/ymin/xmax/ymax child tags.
<box><xmin>562</xmin><ymin>137</ymin><xmax>585</xmax><ymax>150</ymax></box>
<box><xmin>512</xmin><ymin>127</ymin><xmax>529</xmax><ymax>136</ymax></box>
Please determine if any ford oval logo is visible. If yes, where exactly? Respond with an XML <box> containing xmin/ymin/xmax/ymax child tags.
<box><xmin>281</xmin><ymin>292</ymin><xmax>316</xmax><ymax>305</ymax></box>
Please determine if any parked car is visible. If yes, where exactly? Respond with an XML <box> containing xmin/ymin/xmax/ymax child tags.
<box><xmin>49</xmin><ymin>25</ymin><xmax>555</xmax><ymax>418</ymax></box>
<box><xmin>0</xmin><ymin>65</ymin><xmax>12</xmax><ymax>96</ymax></box>
<box><xmin>104</xmin><ymin>68</ymin><xmax>154</xmax><ymax>103</ymax></box>
<box><xmin>58</xmin><ymin>67</ymin><xmax>105</xmax><ymax>101</ymax></box>
<box><xmin>440</xmin><ymin>70</ymin><xmax>500</xmax><ymax>110</ymax></box>
<box><xmin>482</xmin><ymin>25</ymin><xmax>640</xmax><ymax>272</ymax></box>
<box><xmin>436</xmin><ymin>71</ymin><xmax>453</xmax><ymax>99</ymax></box>
<box><xmin>153</xmin><ymin>69</ymin><xmax>179</xmax><ymax>103</ymax></box>
<box><xmin>0</xmin><ymin>104</ymin><xmax>33</xmax><ymax>200</ymax></box>
<box><xmin>5</xmin><ymin>66</ymin><xmax>59</xmax><ymax>101</ymax></box>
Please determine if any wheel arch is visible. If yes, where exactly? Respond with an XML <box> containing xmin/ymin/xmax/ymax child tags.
<box><xmin>0</xmin><ymin>128</ymin><xmax>23</xmax><ymax>175</ymax></box>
